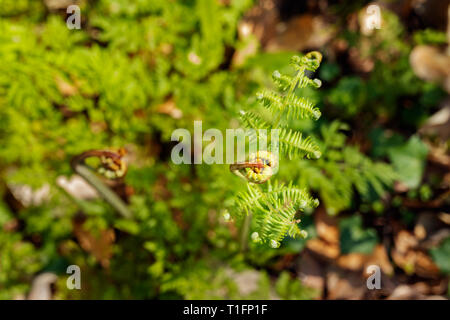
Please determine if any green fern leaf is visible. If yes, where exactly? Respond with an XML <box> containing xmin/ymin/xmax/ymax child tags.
<box><xmin>286</xmin><ymin>95</ymin><xmax>321</xmax><ymax>120</ymax></box>
<box><xmin>278</xmin><ymin>129</ymin><xmax>321</xmax><ymax>160</ymax></box>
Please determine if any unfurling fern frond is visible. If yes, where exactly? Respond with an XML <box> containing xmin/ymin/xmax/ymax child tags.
<box><xmin>230</xmin><ymin>151</ymin><xmax>277</xmax><ymax>184</ymax></box>
<box><xmin>228</xmin><ymin>52</ymin><xmax>323</xmax><ymax>248</ymax></box>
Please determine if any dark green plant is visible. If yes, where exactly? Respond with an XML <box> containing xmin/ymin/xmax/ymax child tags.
<box><xmin>291</xmin><ymin>121</ymin><xmax>398</xmax><ymax>215</ymax></box>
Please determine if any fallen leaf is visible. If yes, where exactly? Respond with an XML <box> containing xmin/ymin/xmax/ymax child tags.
<box><xmin>410</xmin><ymin>45</ymin><xmax>450</xmax><ymax>93</ymax></box>
<box><xmin>266</xmin><ymin>14</ymin><xmax>334</xmax><ymax>52</ymax></box>
<box><xmin>73</xmin><ymin>218</ymin><xmax>115</xmax><ymax>268</ymax></box>
<box><xmin>296</xmin><ymin>251</ymin><xmax>325</xmax><ymax>298</ymax></box>
<box><xmin>337</xmin><ymin>252</ymin><xmax>366</xmax><ymax>271</ymax></box>
<box><xmin>314</xmin><ymin>206</ymin><xmax>339</xmax><ymax>244</ymax></box>
<box><xmin>157</xmin><ymin>99</ymin><xmax>183</xmax><ymax>119</ymax></box>
<box><xmin>306</xmin><ymin>238</ymin><xmax>340</xmax><ymax>259</ymax></box>
<box><xmin>326</xmin><ymin>266</ymin><xmax>365</xmax><ymax>300</ymax></box>
<box><xmin>55</xmin><ymin>75</ymin><xmax>78</xmax><ymax>97</ymax></box>
<box><xmin>365</xmin><ymin>244</ymin><xmax>394</xmax><ymax>276</ymax></box>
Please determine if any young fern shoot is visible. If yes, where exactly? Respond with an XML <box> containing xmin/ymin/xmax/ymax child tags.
<box><xmin>229</xmin><ymin>52</ymin><xmax>323</xmax><ymax>248</ymax></box>
<box><xmin>70</xmin><ymin>148</ymin><xmax>132</xmax><ymax>219</ymax></box>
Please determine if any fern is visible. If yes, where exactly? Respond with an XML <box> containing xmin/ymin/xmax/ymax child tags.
<box><xmin>293</xmin><ymin>121</ymin><xmax>398</xmax><ymax>215</ymax></box>
<box><xmin>229</xmin><ymin>52</ymin><xmax>323</xmax><ymax>248</ymax></box>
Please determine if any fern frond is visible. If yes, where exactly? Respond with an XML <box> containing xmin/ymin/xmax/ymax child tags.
<box><xmin>287</xmin><ymin>223</ymin><xmax>307</xmax><ymax>239</ymax></box>
<box><xmin>255</xmin><ymin>201</ymin><xmax>296</xmax><ymax>248</ymax></box>
<box><xmin>234</xmin><ymin>183</ymin><xmax>264</xmax><ymax>218</ymax></box>
<box><xmin>290</xmin><ymin>52</ymin><xmax>322</xmax><ymax>72</ymax></box>
<box><xmin>272</xmin><ymin>70</ymin><xmax>294</xmax><ymax>91</ymax></box>
<box><xmin>239</xmin><ymin>110</ymin><xmax>271</xmax><ymax>130</ymax></box>
<box><xmin>231</xmin><ymin>181</ymin><xmax>318</xmax><ymax>247</ymax></box>
<box><xmin>256</xmin><ymin>90</ymin><xmax>284</xmax><ymax>113</ymax></box>
<box><xmin>278</xmin><ymin>129</ymin><xmax>321</xmax><ymax>159</ymax></box>
<box><xmin>286</xmin><ymin>95</ymin><xmax>321</xmax><ymax>120</ymax></box>
<box><xmin>229</xmin><ymin>52</ymin><xmax>324</xmax><ymax>247</ymax></box>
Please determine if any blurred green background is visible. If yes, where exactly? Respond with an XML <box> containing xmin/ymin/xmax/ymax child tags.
<box><xmin>0</xmin><ymin>0</ymin><xmax>449</xmax><ymax>299</ymax></box>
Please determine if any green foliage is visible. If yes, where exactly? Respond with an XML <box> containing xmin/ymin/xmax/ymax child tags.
<box><xmin>328</xmin><ymin>9</ymin><xmax>445</xmax><ymax>123</ymax></box>
<box><xmin>0</xmin><ymin>233</ymin><xmax>44</xmax><ymax>299</ymax></box>
<box><xmin>370</xmin><ymin>130</ymin><xmax>429</xmax><ymax>189</ymax></box>
<box><xmin>328</xmin><ymin>77</ymin><xmax>366</xmax><ymax>117</ymax></box>
<box><xmin>229</xmin><ymin>52</ymin><xmax>323</xmax><ymax>248</ymax></box>
<box><xmin>430</xmin><ymin>237</ymin><xmax>450</xmax><ymax>275</ymax></box>
<box><xmin>0</xmin><ymin>1</ymin><xmax>446</xmax><ymax>300</ymax></box>
<box><xmin>275</xmin><ymin>271</ymin><xmax>319</xmax><ymax>300</ymax></box>
<box><xmin>339</xmin><ymin>215</ymin><xmax>378</xmax><ymax>254</ymax></box>
<box><xmin>290</xmin><ymin>121</ymin><xmax>397</xmax><ymax>215</ymax></box>
<box><xmin>161</xmin><ymin>264</ymin><xmax>273</xmax><ymax>299</ymax></box>
<box><xmin>0</xmin><ymin>0</ymin><xmax>254</xmax><ymax>299</ymax></box>
<box><xmin>413</xmin><ymin>29</ymin><xmax>448</xmax><ymax>45</ymax></box>
<box><xmin>387</xmin><ymin>136</ymin><xmax>428</xmax><ymax>189</ymax></box>
<box><xmin>235</xmin><ymin>182</ymin><xmax>319</xmax><ymax>248</ymax></box>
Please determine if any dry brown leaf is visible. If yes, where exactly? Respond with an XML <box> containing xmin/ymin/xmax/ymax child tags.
<box><xmin>395</xmin><ymin>230</ymin><xmax>418</xmax><ymax>254</ymax></box>
<box><xmin>266</xmin><ymin>14</ymin><xmax>334</xmax><ymax>52</ymax></box>
<box><xmin>157</xmin><ymin>99</ymin><xmax>183</xmax><ymax>119</ymax></box>
<box><xmin>420</xmin><ymin>99</ymin><xmax>450</xmax><ymax>140</ymax></box>
<box><xmin>314</xmin><ymin>206</ymin><xmax>339</xmax><ymax>244</ymax></box>
<box><xmin>55</xmin><ymin>75</ymin><xmax>78</xmax><ymax>97</ymax></box>
<box><xmin>73</xmin><ymin>219</ymin><xmax>115</xmax><ymax>268</ymax></box>
<box><xmin>387</xmin><ymin>284</ymin><xmax>447</xmax><ymax>300</ymax></box>
<box><xmin>337</xmin><ymin>253</ymin><xmax>367</xmax><ymax>271</ymax></box>
<box><xmin>297</xmin><ymin>251</ymin><xmax>325</xmax><ymax>298</ymax></box>
<box><xmin>44</xmin><ymin>0</ymin><xmax>75</xmax><ymax>10</ymax></box>
<box><xmin>388</xmin><ymin>284</ymin><xmax>424</xmax><ymax>300</ymax></box>
<box><xmin>414</xmin><ymin>212</ymin><xmax>443</xmax><ymax>240</ymax></box>
<box><xmin>414</xmin><ymin>251</ymin><xmax>441</xmax><ymax>278</ymax></box>
<box><xmin>306</xmin><ymin>238</ymin><xmax>340</xmax><ymax>259</ymax></box>
<box><xmin>410</xmin><ymin>45</ymin><xmax>450</xmax><ymax>93</ymax></box>
<box><xmin>239</xmin><ymin>0</ymin><xmax>279</xmax><ymax>47</ymax></box>
<box><xmin>365</xmin><ymin>244</ymin><xmax>394</xmax><ymax>276</ymax></box>
<box><xmin>392</xmin><ymin>246</ymin><xmax>441</xmax><ymax>278</ymax></box>
<box><xmin>326</xmin><ymin>266</ymin><xmax>365</xmax><ymax>300</ymax></box>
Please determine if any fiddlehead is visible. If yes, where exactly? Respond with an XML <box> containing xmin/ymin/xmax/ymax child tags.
<box><xmin>70</xmin><ymin>148</ymin><xmax>132</xmax><ymax>219</ymax></box>
<box><xmin>230</xmin><ymin>151</ymin><xmax>277</xmax><ymax>184</ymax></box>
<box><xmin>228</xmin><ymin>52</ymin><xmax>323</xmax><ymax>248</ymax></box>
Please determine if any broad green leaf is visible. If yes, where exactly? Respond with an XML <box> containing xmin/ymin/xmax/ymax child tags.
<box><xmin>387</xmin><ymin>135</ymin><xmax>428</xmax><ymax>188</ymax></box>
<box><xmin>430</xmin><ymin>237</ymin><xmax>450</xmax><ymax>275</ymax></box>
<box><xmin>339</xmin><ymin>215</ymin><xmax>378</xmax><ymax>254</ymax></box>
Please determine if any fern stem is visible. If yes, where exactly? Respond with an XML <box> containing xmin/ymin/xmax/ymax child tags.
<box><xmin>74</xmin><ymin>164</ymin><xmax>132</xmax><ymax>219</ymax></box>
<box><xmin>240</xmin><ymin>213</ymin><xmax>252</xmax><ymax>252</ymax></box>
<box><xmin>71</xmin><ymin>152</ymin><xmax>132</xmax><ymax>219</ymax></box>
